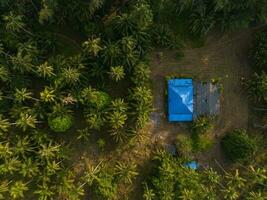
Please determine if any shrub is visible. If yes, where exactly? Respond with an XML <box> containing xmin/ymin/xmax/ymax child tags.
<box><xmin>175</xmin><ymin>134</ymin><xmax>193</xmax><ymax>157</ymax></box>
<box><xmin>192</xmin><ymin>134</ymin><xmax>214</xmax><ymax>152</ymax></box>
<box><xmin>221</xmin><ymin>129</ymin><xmax>257</xmax><ymax>161</ymax></box>
<box><xmin>192</xmin><ymin>116</ymin><xmax>214</xmax><ymax>135</ymax></box>
<box><xmin>81</xmin><ymin>87</ymin><xmax>111</xmax><ymax>109</ymax></box>
<box><xmin>48</xmin><ymin>115</ymin><xmax>73</xmax><ymax>132</ymax></box>
<box><xmin>94</xmin><ymin>171</ymin><xmax>117</xmax><ymax>199</ymax></box>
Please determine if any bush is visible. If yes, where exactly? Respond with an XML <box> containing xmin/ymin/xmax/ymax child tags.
<box><xmin>192</xmin><ymin>134</ymin><xmax>214</xmax><ymax>152</ymax></box>
<box><xmin>81</xmin><ymin>87</ymin><xmax>111</xmax><ymax>110</ymax></box>
<box><xmin>192</xmin><ymin>116</ymin><xmax>214</xmax><ymax>135</ymax></box>
<box><xmin>48</xmin><ymin>115</ymin><xmax>73</xmax><ymax>132</ymax></box>
<box><xmin>94</xmin><ymin>172</ymin><xmax>117</xmax><ymax>200</ymax></box>
<box><xmin>221</xmin><ymin>129</ymin><xmax>257</xmax><ymax>161</ymax></box>
<box><xmin>175</xmin><ymin>134</ymin><xmax>193</xmax><ymax>157</ymax></box>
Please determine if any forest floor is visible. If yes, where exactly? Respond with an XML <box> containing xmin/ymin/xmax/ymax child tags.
<box><xmin>149</xmin><ymin>27</ymin><xmax>260</xmax><ymax>168</ymax></box>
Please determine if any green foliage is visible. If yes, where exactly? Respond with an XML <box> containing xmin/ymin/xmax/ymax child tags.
<box><xmin>81</xmin><ymin>87</ymin><xmax>111</xmax><ymax>109</ymax></box>
<box><xmin>37</xmin><ymin>62</ymin><xmax>55</xmax><ymax>78</ymax></box>
<box><xmin>250</xmin><ymin>31</ymin><xmax>267</xmax><ymax>71</ymax></box>
<box><xmin>94</xmin><ymin>171</ymin><xmax>117</xmax><ymax>199</ymax></box>
<box><xmin>130</xmin><ymin>86</ymin><xmax>153</xmax><ymax>129</ymax></box>
<box><xmin>15</xmin><ymin>113</ymin><xmax>37</xmax><ymax>131</ymax></box>
<box><xmin>39</xmin><ymin>1</ymin><xmax>54</xmax><ymax>24</ymax></box>
<box><xmin>142</xmin><ymin>150</ymin><xmax>267</xmax><ymax>200</ymax></box>
<box><xmin>132</xmin><ymin>62</ymin><xmax>151</xmax><ymax>86</ymax></box>
<box><xmin>192</xmin><ymin>116</ymin><xmax>214</xmax><ymax>135</ymax></box>
<box><xmin>10</xmin><ymin>181</ymin><xmax>28</xmax><ymax>199</ymax></box>
<box><xmin>221</xmin><ymin>129</ymin><xmax>258</xmax><ymax>161</ymax></box>
<box><xmin>115</xmin><ymin>162</ymin><xmax>138</xmax><ymax>184</ymax></box>
<box><xmin>82</xmin><ymin>37</ymin><xmax>102</xmax><ymax>57</ymax></box>
<box><xmin>48</xmin><ymin>115</ymin><xmax>73</xmax><ymax>132</ymax></box>
<box><xmin>189</xmin><ymin>6</ymin><xmax>215</xmax><ymax>36</ymax></box>
<box><xmin>175</xmin><ymin>134</ymin><xmax>193</xmax><ymax>157</ymax></box>
<box><xmin>109</xmin><ymin>66</ymin><xmax>125</xmax><ymax>82</ymax></box>
<box><xmin>40</xmin><ymin>87</ymin><xmax>56</xmax><ymax>103</ymax></box>
<box><xmin>247</xmin><ymin>72</ymin><xmax>267</xmax><ymax>102</ymax></box>
<box><xmin>86</xmin><ymin>112</ymin><xmax>105</xmax><ymax>130</ymax></box>
<box><xmin>192</xmin><ymin>133</ymin><xmax>214</xmax><ymax>152</ymax></box>
<box><xmin>3</xmin><ymin>12</ymin><xmax>25</xmax><ymax>33</ymax></box>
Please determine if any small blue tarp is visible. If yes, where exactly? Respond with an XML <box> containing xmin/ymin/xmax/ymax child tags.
<box><xmin>168</xmin><ymin>79</ymin><xmax>193</xmax><ymax>122</ymax></box>
<box><xmin>184</xmin><ymin>161</ymin><xmax>199</xmax><ymax>170</ymax></box>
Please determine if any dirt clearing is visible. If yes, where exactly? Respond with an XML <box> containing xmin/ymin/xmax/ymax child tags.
<box><xmin>149</xmin><ymin>28</ymin><xmax>260</xmax><ymax>166</ymax></box>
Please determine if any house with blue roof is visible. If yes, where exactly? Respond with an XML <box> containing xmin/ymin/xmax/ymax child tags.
<box><xmin>168</xmin><ymin>78</ymin><xmax>220</xmax><ymax>122</ymax></box>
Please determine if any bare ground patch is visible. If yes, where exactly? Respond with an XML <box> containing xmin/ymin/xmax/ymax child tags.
<box><xmin>149</xmin><ymin>28</ymin><xmax>259</xmax><ymax>167</ymax></box>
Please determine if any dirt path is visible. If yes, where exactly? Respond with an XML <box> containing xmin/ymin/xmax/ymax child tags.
<box><xmin>149</xmin><ymin>27</ymin><xmax>261</xmax><ymax>166</ymax></box>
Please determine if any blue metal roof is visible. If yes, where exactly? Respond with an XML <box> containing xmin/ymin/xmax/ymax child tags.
<box><xmin>184</xmin><ymin>161</ymin><xmax>199</xmax><ymax>170</ymax></box>
<box><xmin>168</xmin><ymin>79</ymin><xmax>193</xmax><ymax>122</ymax></box>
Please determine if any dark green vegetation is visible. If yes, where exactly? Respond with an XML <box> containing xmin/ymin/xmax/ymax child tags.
<box><xmin>221</xmin><ymin>129</ymin><xmax>258</xmax><ymax>161</ymax></box>
<box><xmin>143</xmin><ymin>151</ymin><xmax>267</xmax><ymax>200</ymax></box>
<box><xmin>0</xmin><ymin>0</ymin><xmax>267</xmax><ymax>199</ymax></box>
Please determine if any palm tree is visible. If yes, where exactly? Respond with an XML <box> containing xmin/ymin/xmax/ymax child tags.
<box><xmin>15</xmin><ymin>113</ymin><xmax>37</xmax><ymax>131</ymax></box>
<box><xmin>82</xmin><ymin>37</ymin><xmax>102</xmax><ymax>56</ymax></box>
<box><xmin>221</xmin><ymin>186</ymin><xmax>239</xmax><ymax>200</ymax></box>
<box><xmin>86</xmin><ymin>112</ymin><xmax>105</xmax><ymax>130</ymax></box>
<box><xmin>132</xmin><ymin>62</ymin><xmax>150</xmax><ymax>85</ymax></box>
<box><xmin>246</xmin><ymin>191</ymin><xmax>265</xmax><ymax>200</ymax></box>
<box><xmin>248</xmin><ymin>166</ymin><xmax>267</xmax><ymax>185</ymax></box>
<box><xmin>102</xmin><ymin>42</ymin><xmax>121</xmax><ymax>66</ymax></box>
<box><xmin>51</xmin><ymin>103</ymin><xmax>72</xmax><ymax>117</ymax></box>
<box><xmin>89</xmin><ymin>64</ymin><xmax>106</xmax><ymax>80</ymax></box>
<box><xmin>179</xmin><ymin>189</ymin><xmax>195</xmax><ymax>200</ymax></box>
<box><xmin>115</xmin><ymin>162</ymin><xmax>138</xmax><ymax>184</ymax></box>
<box><xmin>225</xmin><ymin>169</ymin><xmax>246</xmax><ymax>189</ymax></box>
<box><xmin>109</xmin><ymin>66</ymin><xmax>125</xmax><ymax>82</ymax></box>
<box><xmin>76</xmin><ymin>128</ymin><xmax>91</xmax><ymax>141</ymax></box>
<box><xmin>14</xmin><ymin>136</ymin><xmax>33</xmax><ymax>158</ymax></box>
<box><xmin>45</xmin><ymin>160</ymin><xmax>61</xmax><ymax>175</ymax></box>
<box><xmin>3</xmin><ymin>12</ymin><xmax>25</xmax><ymax>33</ymax></box>
<box><xmin>37</xmin><ymin>62</ymin><xmax>55</xmax><ymax>78</ymax></box>
<box><xmin>190</xmin><ymin>6</ymin><xmax>215</xmax><ymax>36</ymax></box>
<box><xmin>88</xmin><ymin>0</ymin><xmax>105</xmax><ymax>17</ymax></box>
<box><xmin>110</xmin><ymin>98</ymin><xmax>128</xmax><ymax>112</ymax></box>
<box><xmin>0</xmin><ymin>115</ymin><xmax>10</xmax><ymax>133</ymax></box>
<box><xmin>38</xmin><ymin>142</ymin><xmax>61</xmax><ymax>161</ymax></box>
<box><xmin>0</xmin><ymin>142</ymin><xmax>13</xmax><ymax>159</ymax></box>
<box><xmin>108</xmin><ymin>111</ymin><xmax>127</xmax><ymax>130</ymax></box>
<box><xmin>143</xmin><ymin>183</ymin><xmax>155</xmax><ymax>200</ymax></box>
<box><xmin>14</xmin><ymin>88</ymin><xmax>33</xmax><ymax>103</ymax></box>
<box><xmin>20</xmin><ymin>158</ymin><xmax>39</xmax><ymax>178</ymax></box>
<box><xmin>176</xmin><ymin>0</ymin><xmax>196</xmax><ymax>13</ymax></box>
<box><xmin>0</xmin><ymin>157</ymin><xmax>21</xmax><ymax>174</ymax></box>
<box><xmin>0</xmin><ymin>180</ymin><xmax>9</xmax><ymax>200</ymax></box>
<box><xmin>11</xmin><ymin>51</ymin><xmax>35</xmax><ymax>73</ymax></box>
<box><xmin>83</xmin><ymin>161</ymin><xmax>102</xmax><ymax>186</ymax></box>
<box><xmin>130</xmin><ymin>86</ymin><xmax>153</xmax><ymax>105</ymax></box>
<box><xmin>112</xmin><ymin>13</ymin><xmax>136</xmax><ymax>36</ymax></box>
<box><xmin>9</xmin><ymin>181</ymin><xmax>28</xmax><ymax>199</ymax></box>
<box><xmin>40</xmin><ymin>87</ymin><xmax>56</xmax><ymax>103</ymax></box>
<box><xmin>61</xmin><ymin>67</ymin><xmax>81</xmax><ymax>85</ymax></box>
<box><xmin>34</xmin><ymin>183</ymin><xmax>55</xmax><ymax>200</ymax></box>
<box><xmin>0</xmin><ymin>66</ymin><xmax>9</xmax><ymax>82</ymax></box>
<box><xmin>110</xmin><ymin>129</ymin><xmax>128</xmax><ymax>143</ymax></box>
